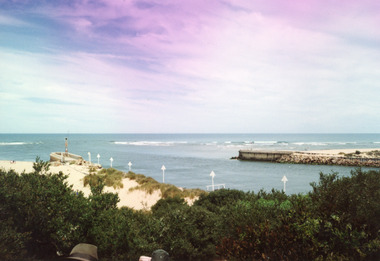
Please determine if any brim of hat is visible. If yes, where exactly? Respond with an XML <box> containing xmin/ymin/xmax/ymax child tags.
<box><xmin>65</xmin><ymin>257</ymin><xmax>96</xmax><ymax>261</ymax></box>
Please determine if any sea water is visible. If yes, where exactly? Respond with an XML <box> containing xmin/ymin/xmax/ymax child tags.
<box><xmin>1</xmin><ymin>133</ymin><xmax>379</xmax><ymax>194</ymax></box>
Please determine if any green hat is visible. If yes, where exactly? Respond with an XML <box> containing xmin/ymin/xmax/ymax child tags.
<box><xmin>66</xmin><ymin>243</ymin><xmax>98</xmax><ymax>261</ymax></box>
<box><xmin>151</xmin><ymin>249</ymin><xmax>170</xmax><ymax>261</ymax></box>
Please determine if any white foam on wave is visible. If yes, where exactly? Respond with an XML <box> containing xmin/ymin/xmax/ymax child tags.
<box><xmin>294</xmin><ymin>141</ymin><xmax>359</xmax><ymax>146</ymax></box>
<box><xmin>253</xmin><ymin>141</ymin><xmax>277</xmax><ymax>144</ymax></box>
<box><xmin>325</xmin><ymin>142</ymin><xmax>357</xmax><ymax>145</ymax></box>
<box><xmin>114</xmin><ymin>141</ymin><xmax>187</xmax><ymax>146</ymax></box>
<box><xmin>114</xmin><ymin>141</ymin><xmax>129</xmax><ymax>145</ymax></box>
<box><xmin>0</xmin><ymin>142</ymin><xmax>29</xmax><ymax>146</ymax></box>
<box><xmin>204</xmin><ymin>142</ymin><xmax>218</xmax><ymax>146</ymax></box>
<box><xmin>293</xmin><ymin>142</ymin><xmax>328</xmax><ymax>146</ymax></box>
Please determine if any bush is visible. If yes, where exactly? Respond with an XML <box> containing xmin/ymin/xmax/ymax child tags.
<box><xmin>87</xmin><ymin>208</ymin><xmax>141</xmax><ymax>260</ymax></box>
<box><xmin>126</xmin><ymin>171</ymin><xmax>206</xmax><ymax>199</ymax></box>
<box><xmin>216</xmin><ymin>169</ymin><xmax>380</xmax><ymax>260</ymax></box>
<box><xmin>0</xmin><ymin>167</ymin><xmax>91</xmax><ymax>259</ymax></box>
<box><xmin>153</xmin><ymin>205</ymin><xmax>219</xmax><ymax>260</ymax></box>
<box><xmin>84</xmin><ymin>168</ymin><xmax>125</xmax><ymax>189</ymax></box>
<box><xmin>2</xmin><ymin>158</ymin><xmax>379</xmax><ymax>260</ymax></box>
<box><xmin>152</xmin><ymin>196</ymin><xmax>188</xmax><ymax>217</ymax></box>
<box><xmin>194</xmin><ymin>189</ymin><xmax>247</xmax><ymax>213</ymax></box>
<box><xmin>309</xmin><ymin>168</ymin><xmax>380</xmax><ymax>259</ymax></box>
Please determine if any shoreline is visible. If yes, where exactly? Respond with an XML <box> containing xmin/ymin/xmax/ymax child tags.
<box><xmin>0</xmin><ymin>160</ymin><xmax>163</xmax><ymax>210</ymax></box>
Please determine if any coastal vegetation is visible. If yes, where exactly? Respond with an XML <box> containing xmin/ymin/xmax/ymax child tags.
<box><xmin>342</xmin><ymin>150</ymin><xmax>380</xmax><ymax>158</ymax></box>
<box><xmin>84</xmin><ymin>167</ymin><xmax>125</xmax><ymax>189</ymax></box>
<box><xmin>1</xmin><ymin>158</ymin><xmax>379</xmax><ymax>260</ymax></box>
<box><xmin>84</xmin><ymin>167</ymin><xmax>206</xmax><ymax>199</ymax></box>
<box><xmin>125</xmin><ymin>171</ymin><xmax>206</xmax><ymax>199</ymax></box>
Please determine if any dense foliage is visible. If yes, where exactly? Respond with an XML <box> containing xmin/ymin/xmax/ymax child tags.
<box><xmin>1</xmin><ymin>159</ymin><xmax>379</xmax><ymax>260</ymax></box>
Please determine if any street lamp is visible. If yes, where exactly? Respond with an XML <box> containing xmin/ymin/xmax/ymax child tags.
<box><xmin>282</xmin><ymin>175</ymin><xmax>288</xmax><ymax>193</ymax></box>
<box><xmin>161</xmin><ymin>165</ymin><xmax>166</xmax><ymax>183</ymax></box>
<box><xmin>210</xmin><ymin>171</ymin><xmax>216</xmax><ymax>191</ymax></box>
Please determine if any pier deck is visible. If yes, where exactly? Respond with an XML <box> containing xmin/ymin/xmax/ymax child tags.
<box><xmin>238</xmin><ymin>150</ymin><xmax>293</xmax><ymax>161</ymax></box>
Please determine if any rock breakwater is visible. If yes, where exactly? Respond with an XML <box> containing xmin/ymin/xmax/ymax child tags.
<box><xmin>237</xmin><ymin>149</ymin><xmax>380</xmax><ymax>168</ymax></box>
<box><xmin>277</xmin><ymin>153</ymin><xmax>380</xmax><ymax>168</ymax></box>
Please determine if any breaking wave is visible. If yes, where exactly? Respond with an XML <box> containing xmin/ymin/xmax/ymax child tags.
<box><xmin>114</xmin><ymin>141</ymin><xmax>188</xmax><ymax>146</ymax></box>
<box><xmin>0</xmin><ymin>142</ymin><xmax>40</xmax><ymax>146</ymax></box>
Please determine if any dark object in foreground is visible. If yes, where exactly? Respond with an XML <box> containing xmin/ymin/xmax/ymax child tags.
<box><xmin>66</xmin><ymin>243</ymin><xmax>98</xmax><ymax>261</ymax></box>
<box><xmin>151</xmin><ymin>249</ymin><xmax>170</xmax><ymax>261</ymax></box>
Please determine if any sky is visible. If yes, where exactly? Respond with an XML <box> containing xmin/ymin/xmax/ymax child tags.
<box><xmin>0</xmin><ymin>0</ymin><xmax>379</xmax><ymax>133</ymax></box>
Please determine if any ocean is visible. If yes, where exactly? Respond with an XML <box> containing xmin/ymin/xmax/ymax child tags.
<box><xmin>1</xmin><ymin>133</ymin><xmax>379</xmax><ymax>194</ymax></box>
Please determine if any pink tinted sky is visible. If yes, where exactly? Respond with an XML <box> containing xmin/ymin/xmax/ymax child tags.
<box><xmin>0</xmin><ymin>0</ymin><xmax>379</xmax><ymax>133</ymax></box>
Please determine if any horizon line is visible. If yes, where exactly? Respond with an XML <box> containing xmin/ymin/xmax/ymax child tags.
<box><xmin>1</xmin><ymin>132</ymin><xmax>379</xmax><ymax>135</ymax></box>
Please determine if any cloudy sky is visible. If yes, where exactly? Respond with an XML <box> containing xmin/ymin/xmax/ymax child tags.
<box><xmin>1</xmin><ymin>0</ymin><xmax>379</xmax><ymax>133</ymax></box>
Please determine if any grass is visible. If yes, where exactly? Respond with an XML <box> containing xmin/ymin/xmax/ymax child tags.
<box><xmin>83</xmin><ymin>168</ymin><xmax>207</xmax><ymax>199</ymax></box>
<box><xmin>83</xmin><ymin>168</ymin><xmax>125</xmax><ymax>189</ymax></box>
<box><xmin>366</xmin><ymin>150</ymin><xmax>380</xmax><ymax>157</ymax></box>
<box><xmin>341</xmin><ymin>150</ymin><xmax>380</xmax><ymax>158</ymax></box>
<box><xmin>125</xmin><ymin>171</ymin><xmax>207</xmax><ymax>199</ymax></box>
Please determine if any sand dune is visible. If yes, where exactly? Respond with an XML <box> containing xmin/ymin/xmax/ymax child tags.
<box><xmin>0</xmin><ymin>160</ymin><xmax>162</xmax><ymax>210</ymax></box>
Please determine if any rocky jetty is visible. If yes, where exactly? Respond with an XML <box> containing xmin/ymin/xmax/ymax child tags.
<box><xmin>277</xmin><ymin>152</ymin><xmax>380</xmax><ymax>168</ymax></box>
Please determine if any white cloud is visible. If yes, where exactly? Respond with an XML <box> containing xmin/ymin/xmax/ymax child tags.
<box><xmin>0</xmin><ymin>14</ymin><xmax>29</xmax><ymax>27</ymax></box>
<box><xmin>1</xmin><ymin>1</ymin><xmax>380</xmax><ymax>133</ymax></box>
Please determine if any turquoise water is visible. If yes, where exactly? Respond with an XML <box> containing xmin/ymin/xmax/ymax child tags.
<box><xmin>1</xmin><ymin>133</ymin><xmax>379</xmax><ymax>194</ymax></box>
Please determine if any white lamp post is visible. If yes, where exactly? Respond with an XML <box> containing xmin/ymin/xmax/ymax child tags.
<box><xmin>281</xmin><ymin>175</ymin><xmax>288</xmax><ymax>192</ymax></box>
<box><xmin>161</xmin><ymin>165</ymin><xmax>166</xmax><ymax>183</ymax></box>
<box><xmin>128</xmin><ymin>161</ymin><xmax>132</xmax><ymax>171</ymax></box>
<box><xmin>210</xmin><ymin>171</ymin><xmax>215</xmax><ymax>191</ymax></box>
<box><xmin>110</xmin><ymin>157</ymin><xmax>113</xmax><ymax>168</ymax></box>
<box><xmin>97</xmin><ymin>154</ymin><xmax>100</xmax><ymax>165</ymax></box>
<box><xmin>88</xmin><ymin>152</ymin><xmax>91</xmax><ymax>164</ymax></box>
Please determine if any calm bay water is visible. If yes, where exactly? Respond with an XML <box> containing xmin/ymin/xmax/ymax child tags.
<box><xmin>1</xmin><ymin>133</ymin><xmax>379</xmax><ymax>194</ymax></box>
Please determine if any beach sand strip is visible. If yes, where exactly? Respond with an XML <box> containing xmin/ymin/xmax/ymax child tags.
<box><xmin>0</xmin><ymin>160</ymin><xmax>162</xmax><ymax>210</ymax></box>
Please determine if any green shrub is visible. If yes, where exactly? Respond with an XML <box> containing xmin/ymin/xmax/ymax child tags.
<box><xmin>84</xmin><ymin>168</ymin><xmax>124</xmax><ymax>189</ymax></box>
<box><xmin>309</xmin><ymin>168</ymin><xmax>380</xmax><ymax>259</ymax></box>
<box><xmin>33</xmin><ymin>156</ymin><xmax>50</xmax><ymax>174</ymax></box>
<box><xmin>151</xmin><ymin>196</ymin><xmax>188</xmax><ymax>217</ymax></box>
<box><xmin>126</xmin><ymin>171</ymin><xmax>206</xmax><ymax>199</ymax></box>
<box><xmin>367</xmin><ymin>150</ymin><xmax>380</xmax><ymax>157</ymax></box>
<box><xmin>194</xmin><ymin>189</ymin><xmax>247</xmax><ymax>213</ymax></box>
<box><xmin>182</xmin><ymin>188</ymin><xmax>207</xmax><ymax>199</ymax></box>
<box><xmin>2</xmin><ymin>159</ymin><xmax>379</xmax><ymax>260</ymax></box>
<box><xmin>0</xmin><ymin>167</ymin><xmax>91</xmax><ymax>259</ymax></box>
<box><xmin>152</xmin><ymin>204</ymin><xmax>219</xmax><ymax>260</ymax></box>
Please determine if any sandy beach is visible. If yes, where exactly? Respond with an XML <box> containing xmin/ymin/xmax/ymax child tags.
<box><xmin>0</xmin><ymin>160</ymin><xmax>162</xmax><ymax>210</ymax></box>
